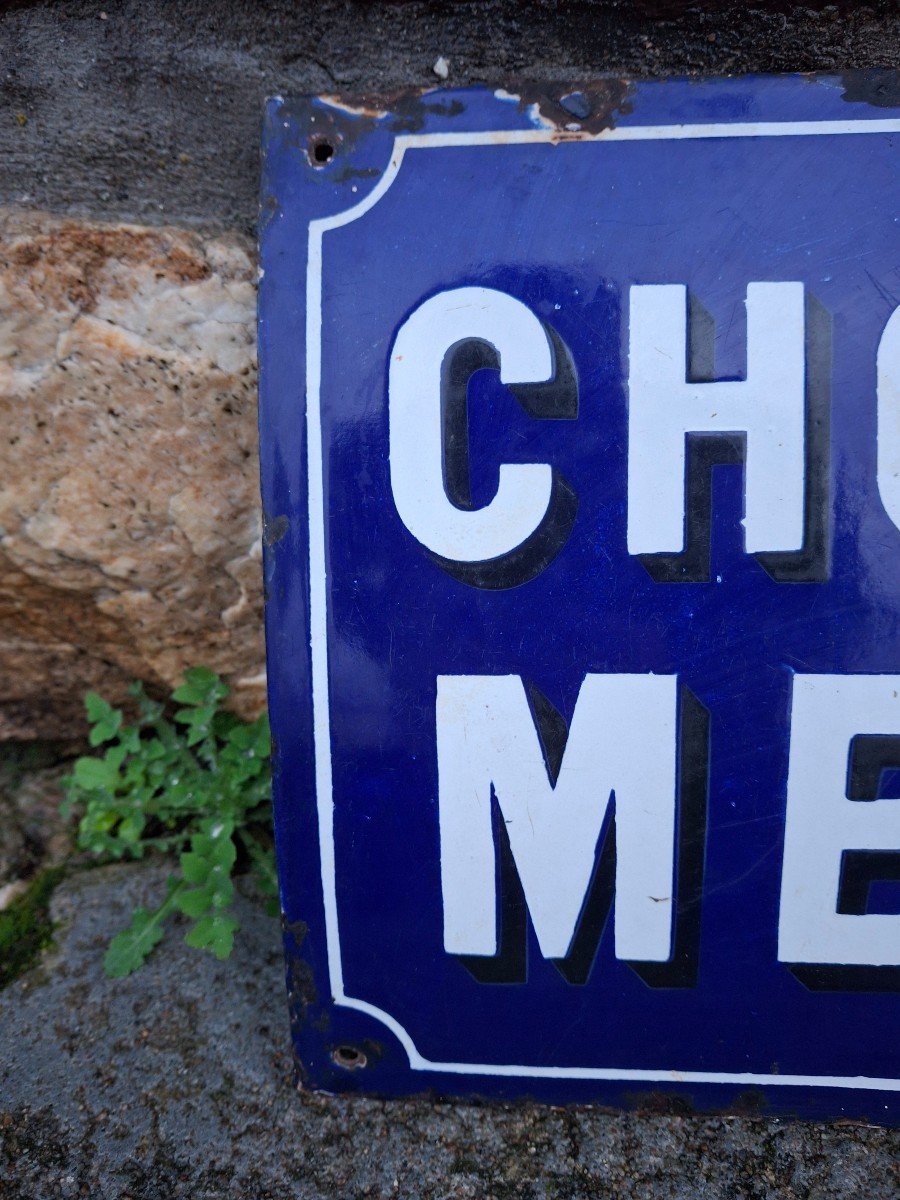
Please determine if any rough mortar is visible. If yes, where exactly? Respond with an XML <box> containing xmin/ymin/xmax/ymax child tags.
<box><xmin>0</xmin><ymin>1</ymin><xmax>898</xmax><ymax>232</ymax></box>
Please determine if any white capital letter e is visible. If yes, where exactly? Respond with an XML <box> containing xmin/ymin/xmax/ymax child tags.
<box><xmin>779</xmin><ymin>674</ymin><xmax>900</xmax><ymax>967</ymax></box>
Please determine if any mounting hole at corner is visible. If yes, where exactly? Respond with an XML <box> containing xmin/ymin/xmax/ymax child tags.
<box><xmin>332</xmin><ymin>1044</ymin><xmax>367</xmax><ymax>1070</ymax></box>
<box><xmin>309</xmin><ymin>137</ymin><xmax>335</xmax><ymax>167</ymax></box>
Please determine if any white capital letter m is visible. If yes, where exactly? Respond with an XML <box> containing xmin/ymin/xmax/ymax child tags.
<box><xmin>437</xmin><ymin>674</ymin><xmax>679</xmax><ymax>964</ymax></box>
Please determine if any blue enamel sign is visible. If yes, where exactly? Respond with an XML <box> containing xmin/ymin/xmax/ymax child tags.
<box><xmin>258</xmin><ymin>76</ymin><xmax>900</xmax><ymax>1120</ymax></box>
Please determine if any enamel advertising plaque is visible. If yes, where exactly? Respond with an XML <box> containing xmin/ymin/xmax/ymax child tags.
<box><xmin>259</xmin><ymin>76</ymin><xmax>900</xmax><ymax>1119</ymax></box>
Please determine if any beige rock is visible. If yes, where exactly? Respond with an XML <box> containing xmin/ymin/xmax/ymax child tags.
<box><xmin>0</xmin><ymin>209</ymin><xmax>265</xmax><ymax>739</ymax></box>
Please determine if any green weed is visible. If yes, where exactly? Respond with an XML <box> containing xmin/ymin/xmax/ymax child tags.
<box><xmin>62</xmin><ymin>668</ymin><xmax>276</xmax><ymax>977</ymax></box>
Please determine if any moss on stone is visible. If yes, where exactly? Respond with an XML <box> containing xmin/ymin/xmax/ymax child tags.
<box><xmin>0</xmin><ymin>866</ymin><xmax>64</xmax><ymax>989</ymax></box>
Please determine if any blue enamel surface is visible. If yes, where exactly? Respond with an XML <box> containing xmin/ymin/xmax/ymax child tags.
<box><xmin>258</xmin><ymin>76</ymin><xmax>899</xmax><ymax>1119</ymax></box>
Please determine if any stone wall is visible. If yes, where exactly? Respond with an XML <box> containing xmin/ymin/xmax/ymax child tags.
<box><xmin>0</xmin><ymin>0</ymin><xmax>897</xmax><ymax>739</ymax></box>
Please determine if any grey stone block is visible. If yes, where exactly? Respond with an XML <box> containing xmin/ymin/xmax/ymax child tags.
<box><xmin>0</xmin><ymin>862</ymin><xmax>896</xmax><ymax>1199</ymax></box>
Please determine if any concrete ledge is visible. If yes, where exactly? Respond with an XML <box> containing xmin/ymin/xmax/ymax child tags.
<box><xmin>2</xmin><ymin>2</ymin><xmax>898</xmax><ymax>232</ymax></box>
<box><xmin>0</xmin><ymin>862</ymin><xmax>896</xmax><ymax>1198</ymax></box>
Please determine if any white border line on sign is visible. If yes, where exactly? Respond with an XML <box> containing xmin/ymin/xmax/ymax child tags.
<box><xmin>305</xmin><ymin>118</ymin><xmax>900</xmax><ymax>1090</ymax></box>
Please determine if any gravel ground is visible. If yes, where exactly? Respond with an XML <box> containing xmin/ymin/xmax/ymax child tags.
<box><xmin>0</xmin><ymin>861</ymin><xmax>896</xmax><ymax>1200</ymax></box>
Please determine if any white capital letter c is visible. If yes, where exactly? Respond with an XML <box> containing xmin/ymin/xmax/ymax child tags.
<box><xmin>389</xmin><ymin>286</ymin><xmax>554</xmax><ymax>564</ymax></box>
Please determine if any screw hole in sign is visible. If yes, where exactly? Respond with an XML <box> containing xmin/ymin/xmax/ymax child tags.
<box><xmin>332</xmin><ymin>1044</ymin><xmax>367</xmax><ymax>1070</ymax></box>
<box><xmin>309</xmin><ymin>137</ymin><xmax>335</xmax><ymax>167</ymax></box>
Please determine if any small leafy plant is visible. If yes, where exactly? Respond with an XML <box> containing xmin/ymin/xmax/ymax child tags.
<box><xmin>62</xmin><ymin>668</ymin><xmax>277</xmax><ymax>977</ymax></box>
